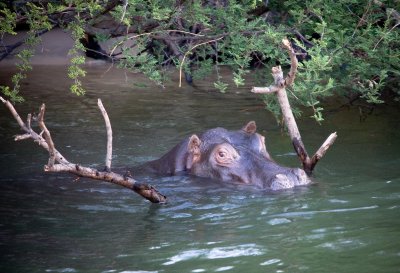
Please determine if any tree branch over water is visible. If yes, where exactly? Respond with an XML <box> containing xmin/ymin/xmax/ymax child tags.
<box><xmin>252</xmin><ymin>39</ymin><xmax>337</xmax><ymax>175</ymax></box>
<box><xmin>0</xmin><ymin>96</ymin><xmax>166</xmax><ymax>203</ymax></box>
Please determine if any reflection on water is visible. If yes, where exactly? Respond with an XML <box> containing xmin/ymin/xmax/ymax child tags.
<box><xmin>163</xmin><ymin>244</ymin><xmax>264</xmax><ymax>265</ymax></box>
<box><xmin>0</xmin><ymin>65</ymin><xmax>399</xmax><ymax>273</ymax></box>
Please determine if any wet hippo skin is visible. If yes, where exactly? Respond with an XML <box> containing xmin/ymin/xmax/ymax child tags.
<box><xmin>144</xmin><ymin>121</ymin><xmax>311</xmax><ymax>190</ymax></box>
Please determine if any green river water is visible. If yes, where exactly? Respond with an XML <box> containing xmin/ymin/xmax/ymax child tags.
<box><xmin>0</xmin><ymin>65</ymin><xmax>399</xmax><ymax>273</ymax></box>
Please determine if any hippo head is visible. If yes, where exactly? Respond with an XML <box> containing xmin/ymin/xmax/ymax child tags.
<box><xmin>185</xmin><ymin>121</ymin><xmax>311</xmax><ymax>190</ymax></box>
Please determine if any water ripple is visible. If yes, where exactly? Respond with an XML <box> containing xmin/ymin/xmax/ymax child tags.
<box><xmin>74</xmin><ymin>204</ymin><xmax>136</xmax><ymax>213</ymax></box>
<box><xmin>120</xmin><ymin>271</ymin><xmax>158</xmax><ymax>273</ymax></box>
<box><xmin>170</xmin><ymin>212</ymin><xmax>192</xmax><ymax>219</ymax></box>
<box><xmin>46</xmin><ymin>269</ymin><xmax>76</xmax><ymax>273</ymax></box>
<box><xmin>267</xmin><ymin>218</ymin><xmax>292</xmax><ymax>225</ymax></box>
<box><xmin>163</xmin><ymin>244</ymin><xmax>264</xmax><ymax>265</ymax></box>
<box><xmin>215</xmin><ymin>266</ymin><xmax>234</xmax><ymax>271</ymax></box>
<box><xmin>260</xmin><ymin>258</ymin><xmax>281</xmax><ymax>266</ymax></box>
<box><xmin>317</xmin><ymin>238</ymin><xmax>365</xmax><ymax>250</ymax></box>
<box><xmin>271</xmin><ymin>205</ymin><xmax>379</xmax><ymax>218</ymax></box>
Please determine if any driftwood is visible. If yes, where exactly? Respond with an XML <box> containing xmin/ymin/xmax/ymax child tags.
<box><xmin>0</xmin><ymin>96</ymin><xmax>166</xmax><ymax>203</ymax></box>
<box><xmin>252</xmin><ymin>38</ymin><xmax>337</xmax><ymax>175</ymax></box>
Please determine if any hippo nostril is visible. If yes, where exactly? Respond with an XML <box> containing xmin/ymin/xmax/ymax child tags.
<box><xmin>293</xmin><ymin>168</ymin><xmax>310</xmax><ymax>186</ymax></box>
<box><xmin>270</xmin><ymin>174</ymin><xmax>293</xmax><ymax>190</ymax></box>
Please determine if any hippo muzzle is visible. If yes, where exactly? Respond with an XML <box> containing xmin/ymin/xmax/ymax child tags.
<box><xmin>189</xmin><ymin>140</ymin><xmax>311</xmax><ymax>190</ymax></box>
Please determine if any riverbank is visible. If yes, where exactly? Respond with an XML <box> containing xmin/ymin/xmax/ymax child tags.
<box><xmin>0</xmin><ymin>28</ymin><xmax>111</xmax><ymax>67</ymax></box>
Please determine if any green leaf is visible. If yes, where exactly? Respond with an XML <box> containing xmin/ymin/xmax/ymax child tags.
<box><xmin>214</xmin><ymin>81</ymin><xmax>229</xmax><ymax>93</ymax></box>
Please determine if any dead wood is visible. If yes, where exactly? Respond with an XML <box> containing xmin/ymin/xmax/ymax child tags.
<box><xmin>251</xmin><ymin>38</ymin><xmax>337</xmax><ymax>175</ymax></box>
<box><xmin>97</xmin><ymin>99</ymin><xmax>112</xmax><ymax>172</ymax></box>
<box><xmin>0</xmin><ymin>96</ymin><xmax>166</xmax><ymax>203</ymax></box>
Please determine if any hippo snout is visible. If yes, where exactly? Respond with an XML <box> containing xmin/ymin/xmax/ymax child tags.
<box><xmin>292</xmin><ymin>168</ymin><xmax>310</xmax><ymax>186</ymax></box>
<box><xmin>270</xmin><ymin>168</ymin><xmax>311</xmax><ymax>191</ymax></box>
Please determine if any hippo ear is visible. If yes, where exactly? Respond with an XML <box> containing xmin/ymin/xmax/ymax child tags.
<box><xmin>242</xmin><ymin>121</ymin><xmax>256</xmax><ymax>134</ymax></box>
<box><xmin>186</xmin><ymin>134</ymin><xmax>201</xmax><ymax>170</ymax></box>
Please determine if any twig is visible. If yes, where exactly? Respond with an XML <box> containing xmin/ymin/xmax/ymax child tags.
<box><xmin>27</xmin><ymin>113</ymin><xmax>32</xmax><ymax>131</ymax></box>
<box><xmin>179</xmin><ymin>37</ymin><xmax>224</xmax><ymax>87</ymax></box>
<box><xmin>120</xmin><ymin>0</ymin><xmax>128</xmax><ymax>23</ymax></box>
<box><xmin>310</xmin><ymin>132</ymin><xmax>338</xmax><ymax>170</ymax></box>
<box><xmin>373</xmin><ymin>22</ymin><xmax>400</xmax><ymax>50</ymax></box>
<box><xmin>109</xmin><ymin>29</ymin><xmax>206</xmax><ymax>57</ymax></box>
<box><xmin>37</xmin><ymin>104</ymin><xmax>56</xmax><ymax>167</ymax></box>
<box><xmin>292</xmin><ymin>29</ymin><xmax>314</xmax><ymax>47</ymax></box>
<box><xmin>281</xmin><ymin>38</ymin><xmax>298</xmax><ymax>87</ymax></box>
<box><xmin>251</xmin><ymin>86</ymin><xmax>280</xmax><ymax>94</ymax></box>
<box><xmin>97</xmin><ymin>99</ymin><xmax>112</xmax><ymax>172</ymax></box>
<box><xmin>14</xmin><ymin>134</ymin><xmax>31</xmax><ymax>141</ymax></box>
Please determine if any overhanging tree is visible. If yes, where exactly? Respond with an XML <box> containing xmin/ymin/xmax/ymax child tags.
<box><xmin>0</xmin><ymin>0</ymin><xmax>399</xmax><ymax>121</ymax></box>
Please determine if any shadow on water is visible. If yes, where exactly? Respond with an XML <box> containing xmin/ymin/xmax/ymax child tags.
<box><xmin>0</xmin><ymin>65</ymin><xmax>399</xmax><ymax>273</ymax></box>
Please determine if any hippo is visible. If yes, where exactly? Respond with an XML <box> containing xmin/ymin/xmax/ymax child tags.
<box><xmin>144</xmin><ymin>121</ymin><xmax>311</xmax><ymax>190</ymax></box>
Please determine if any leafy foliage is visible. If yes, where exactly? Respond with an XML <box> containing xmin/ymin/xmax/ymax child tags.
<box><xmin>1</xmin><ymin>3</ymin><xmax>52</xmax><ymax>102</ymax></box>
<box><xmin>262</xmin><ymin>0</ymin><xmax>399</xmax><ymax>121</ymax></box>
<box><xmin>67</xmin><ymin>18</ymin><xmax>86</xmax><ymax>96</ymax></box>
<box><xmin>0</xmin><ymin>0</ymin><xmax>399</xmax><ymax>121</ymax></box>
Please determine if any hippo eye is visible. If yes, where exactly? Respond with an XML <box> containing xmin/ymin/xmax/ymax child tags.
<box><xmin>214</xmin><ymin>144</ymin><xmax>240</xmax><ymax>166</ymax></box>
<box><xmin>218</xmin><ymin>151</ymin><xmax>226</xmax><ymax>158</ymax></box>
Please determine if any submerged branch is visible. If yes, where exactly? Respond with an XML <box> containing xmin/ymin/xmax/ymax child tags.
<box><xmin>1</xmin><ymin>96</ymin><xmax>166</xmax><ymax>203</ymax></box>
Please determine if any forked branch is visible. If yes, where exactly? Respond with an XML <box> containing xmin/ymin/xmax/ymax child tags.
<box><xmin>0</xmin><ymin>96</ymin><xmax>166</xmax><ymax>203</ymax></box>
<box><xmin>251</xmin><ymin>38</ymin><xmax>337</xmax><ymax>175</ymax></box>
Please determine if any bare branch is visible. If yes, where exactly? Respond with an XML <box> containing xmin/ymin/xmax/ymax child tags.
<box><xmin>0</xmin><ymin>96</ymin><xmax>29</xmax><ymax>132</ymax></box>
<box><xmin>27</xmin><ymin>113</ymin><xmax>32</xmax><ymax>131</ymax></box>
<box><xmin>281</xmin><ymin>38</ymin><xmax>298</xmax><ymax>87</ymax></box>
<box><xmin>310</xmin><ymin>132</ymin><xmax>338</xmax><ymax>170</ymax></box>
<box><xmin>44</xmin><ymin>163</ymin><xmax>166</xmax><ymax>203</ymax></box>
<box><xmin>14</xmin><ymin>134</ymin><xmax>31</xmax><ymax>141</ymax></box>
<box><xmin>292</xmin><ymin>29</ymin><xmax>314</xmax><ymax>47</ymax></box>
<box><xmin>120</xmin><ymin>0</ymin><xmax>128</xmax><ymax>23</ymax></box>
<box><xmin>98</xmin><ymin>99</ymin><xmax>113</xmax><ymax>172</ymax></box>
<box><xmin>292</xmin><ymin>137</ymin><xmax>311</xmax><ymax>173</ymax></box>
<box><xmin>1</xmin><ymin>95</ymin><xmax>166</xmax><ymax>203</ymax></box>
<box><xmin>251</xmin><ymin>86</ymin><xmax>280</xmax><ymax>94</ymax></box>
<box><xmin>275</xmin><ymin>79</ymin><xmax>304</xmax><ymax>148</ymax></box>
<box><xmin>37</xmin><ymin>104</ymin><xmax>56</xmax><ymax>167</ymax></box>
<box><xmin>251</xmin><ymin>39</ymin><xmax>337</xmax><ymax>175</ymax></box>
<box><xmin>250</xmin><ymin>66</ymin><xmax>286</xmax><ymax>94</ymax></box>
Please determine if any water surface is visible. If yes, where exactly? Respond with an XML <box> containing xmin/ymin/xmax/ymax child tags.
<box><xmin>0</xmin><ymin>65</ymin><xmax>399</xmax><ymax>273</ymax></box>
